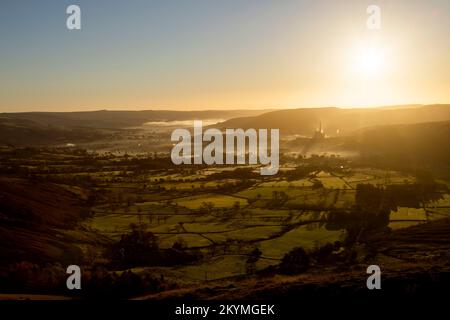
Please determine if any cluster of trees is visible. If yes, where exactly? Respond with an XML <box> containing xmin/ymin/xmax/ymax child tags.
<box><xmin>105</xmin><ymin>224</ymin><xmax>201</xmax><ymax>269</ymax></box>
<box><xmin>267</xmin><ymin>191</ymin><xmax>289</xmax><ymax>208</ymax></box>
<box><xmin>0</xmin><ymin>261</ymin><xmax>170</xmax><ymax>298</ymax></box>
<box><xmin>284</xmin><ymin>166</ymin><xmax>316</xmax><ymax>181</ymax></box>
<box><xmin>207</xmin><ymin>167</ymin><xmax>259</xmax><ymax>181</ymax></box>
<box><xmin>277</xmin><ymin>241</ymin><xmax>361</xmax><ymax>275</ymax></box>
<box><xmin>215</xmin><ymin>179</ymin><xmax>254</xmax><ymax>193</ymax></box>
<box><xmin>245</xmin><ymin>248</ymin><xmax>262</xmax><ymax>275</ymax></box>
<box><xmin>0</xmin><ymin>261</ymin><xmax>67</xmax><ymax>294</ymax></box>
<box><xmin>276</xmin><ymin>179</ymin><xmax>446</xmax><ymax>275</ymax></box>
<box><xmin>282</xmin><ymin>156</ymin><xmax>348</xmax><ymax>181</ymax></box>
<box><xmin>278</xmin><ymin>247</ymin><xmax>310</xmax><ymax>275</ymax></box>
<box><xmin>80</xmin><ymin>267</ymin><xmax>169</xmax><ymax>298</ymax></box>
<box><xmin>198</xmin><ymin>201</ymin><xmax>249</xmax><ymax>220</ymax></box>
<box><xmin>326</xmin><ymin>180</ymin><xmax>445</xmax><ymax>244</ymax></box>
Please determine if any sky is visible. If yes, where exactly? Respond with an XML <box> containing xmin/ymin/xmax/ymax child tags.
<box><xmin>0</xmin><ymin>0</ymin><xmax>449</xmax><ymax>112</ymax></box>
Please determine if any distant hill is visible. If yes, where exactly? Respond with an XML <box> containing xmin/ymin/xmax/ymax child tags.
<box><xmin>0</xmin><ymin>109</ymin><xmax>271</xmax><ymax>129</ymax></box>
<box><xmin>0</xmin><ymin>117</ymin><xmax>107</xmax><ymax>146</ymax></box>
<box><xmin>284</xmin><ymin>120</ymin><xmax>450</xmax><ymax>172</ymax></box>
<box><xmin>218</xmin><ymin>104</ymin><xmax>450</xmax><ymax>135</ymax></box>
<box><xmin>0</xmin><ymin>109</ymin><xmax>271</xmax><ymax>145</ymax></box>
<box><xmin>345</xmin><ymin>121</ymin><xmax>450</xmax><ymax>168</ymax></box>
<box><xmin>2</xmin><ymin>105</ymin><xmax>449</xmax><ymax>146</ymax></box>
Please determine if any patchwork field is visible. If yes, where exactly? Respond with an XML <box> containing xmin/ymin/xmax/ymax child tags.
<box><xmin>75</xmin><ymin>162</ymin><xmax>449</xmax><ymax>283</ymax></box>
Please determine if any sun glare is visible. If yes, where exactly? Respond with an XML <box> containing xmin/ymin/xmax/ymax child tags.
<box><xmin>355</xmin><ymin>47</ymin><xmax>386</xmax><ymax>77</ymax></box>
<box><xmin>336</xmin><ymin>41</ymin><xmax>397</xmax><ymax>106</ymax></box>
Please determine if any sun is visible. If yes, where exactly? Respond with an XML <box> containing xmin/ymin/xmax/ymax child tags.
<box><xmin>355</xmin><ymin>46</ymin><xmax>386</xmax><ymax>77</ymax></box>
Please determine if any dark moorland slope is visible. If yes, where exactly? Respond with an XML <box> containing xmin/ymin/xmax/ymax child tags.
<box><xmin>0</xmin><ymin>177</ymin><xmax>98</xmax><ymax>264</ymax></box>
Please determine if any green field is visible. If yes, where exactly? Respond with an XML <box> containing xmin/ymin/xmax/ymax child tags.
<box><xmin>80</xmin><ymin>166</ymin><xmax>449</xmax><ymax>282</ymax></box>
<box><xmin>173</xmin><ymin>194</ymin><xmax>248</xmax><ymax>209</ymax></box>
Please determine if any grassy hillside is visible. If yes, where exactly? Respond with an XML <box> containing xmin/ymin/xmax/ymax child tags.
<box><xmin>136</xmin><ymin>218</ymin><xmax>450</xmax><ymax>300</ymax></box>
<box><xmin>0</xmin><ymin>177</ymin><xmax>94</xmax><ymax>264</ymax></box>
<box><xmin>346</xmin><ymin>121</ymin><xmax>450</xmax><ymax>168</ymax></box>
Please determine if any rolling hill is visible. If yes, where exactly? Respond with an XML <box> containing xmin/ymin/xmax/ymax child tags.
<box><xmin>217</xmin><ymin>104</ymin><xmax>450</xmax><ymax>136</ymax></box>
<box><xmin>346</xmin><ymin>121</ymin><xmax>450</xmax><ymax>168</ymax></box>
<box><xmin>0</xmin><ymin>117</ymin><xmax>107</xmax><ymax>146</ymax></box>
<box><xmin>0</xmin><ymin>109</ymin><xmax>271</xmax><ymax>129</ymax></box>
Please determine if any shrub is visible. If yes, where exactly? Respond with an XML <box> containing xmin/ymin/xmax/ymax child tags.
<box><xmin>279</xmin><ymin>247</ymin><xmax>310</xmax><ymax>275</ymax></box>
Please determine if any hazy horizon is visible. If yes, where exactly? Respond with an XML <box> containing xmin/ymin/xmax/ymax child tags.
<box><xmin>0</xmin><ymin>103</ymin><xmax>447</xmax><ymax>114</ymax></box>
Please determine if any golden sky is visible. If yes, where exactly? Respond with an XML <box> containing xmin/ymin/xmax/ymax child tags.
<box><xmin>1</xmin><ymin>0</ymin><xmax>449</xmax><ymax>112</ymax></box>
